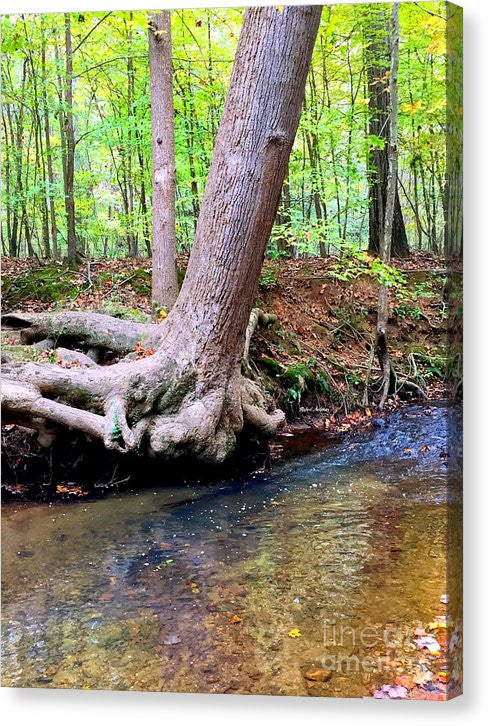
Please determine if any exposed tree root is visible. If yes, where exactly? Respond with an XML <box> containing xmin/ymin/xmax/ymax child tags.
<box><xmin>1</xmin><ymin>310</ymin><xmax>284</xmax><ymax>464</ymax></box>
<box><xmin>243</xmin><ymin>308</ymin><xmax>277</xmax><ymax>370</ymax></box>
<box><xmin>1</xmin><ymin>311</ymin><xmax>161</xmax><ymax>357</ymax></box>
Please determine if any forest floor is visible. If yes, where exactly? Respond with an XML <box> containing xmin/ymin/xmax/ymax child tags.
<box><xmin>1</xmin><ymin>252</ymin><xmax>452</xmax><ymax>498</ymax></box>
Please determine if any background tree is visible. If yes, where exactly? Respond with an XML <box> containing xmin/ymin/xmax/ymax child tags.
<box><xmin>149</xmin><ymin>10</ymin><xmax>178</xmax><ymax>311</ymax></box>
<box><xmin>63</xmin><ymin>13</ymin><xmax>77</xmax><ymax>262</ymax></box>
<box><xmin>371</xmin><ymin>2</ymin><xmax>400</xmax><ymax>408</ymax></box>
<box><xmin>364</xmin><ymin>3</ymin><xmax>409</xmax><ymax>258</ymax></box>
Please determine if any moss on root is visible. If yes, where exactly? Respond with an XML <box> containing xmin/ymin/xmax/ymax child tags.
<box><xmin>100</xmin><ymin>301</ymin><xmax>150</xmax><ymax>323</ymax></box>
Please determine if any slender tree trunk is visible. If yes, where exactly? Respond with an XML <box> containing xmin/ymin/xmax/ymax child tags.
<box><xmin>135</xmin><ymin>116</ymin><xmax>151</xmax><ymax>257</ymax></box>
<box><xmin>34</xmin><ymin>117</ymin><xmax>51</xmax><ymax>257</ymax></box>
<box><xmin>54</xmin><ymin>41</ymin><xmax>68</xmax><ymax>259</ymax></box>
<box><xmin>126</xmin><ymin>14</ymin><xmax>137</xmax><ymax>257</ymax></box>
<box><xmin>7</xmin><ymin>61</ymin><xmax>27</xmax><ymax>257</ymax></box>
<box><xmin>275</xmin><ymin>174</ymin><xmax>293</xmax><ymax>256</ymax></box>
<box><xmin>375</xmin><ymin>3</ymin><xmax>399</xmax><ymax>409</ymax></box>
<box><xmin>41</xmin><ymin>20</ymin><xmax>59</xmax><ymax>259</ymax></box>
<box><xmin>365</xmin><ymin>4</ymin><xmax>409</xmax><ymax>258</ymax></box>
<box><xmin>149</xmin><ymin>10</ymin><xmax>179</xmax><ymax>310</ymax></box>
<box><xmin>1</xmin><ymin>110</ymin><xmax>12</xmax><ymax>252</ymax></box>
<box><xmin>323</xmin><ymin>57</ymin><xmax>342</xmax><ymax>243</ymax></box>
<box><xmin>176</xmin><ymin>71</ymin><xmax>201</xmax><ymax>228</ymax></box>
<box><xmin>3</xmin><ymin>6</ymin><xmax>322</xmax><ymax>464</ymax></box>
<box><xmin>63</xmin><ymin>14</ymin><xmax>77</xmax><ymax>263</ymax></box>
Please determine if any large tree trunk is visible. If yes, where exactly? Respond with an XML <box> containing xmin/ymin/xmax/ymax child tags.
<box><xmin>365</xmin><ymin>4</ymin><xmax>409</xmax><ymax>259</ymax></box>
<box><xmin>2</xmin><ymin>5</ymin><xmax>322</xmax><ymax>464</ymax></box>
<box><xmin>149</xmin><ymin>10</ymin><xmax>179</xmax><ymax>310</ymax></box>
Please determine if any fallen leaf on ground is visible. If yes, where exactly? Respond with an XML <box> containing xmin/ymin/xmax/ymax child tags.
<box><xmin>428</xmin><ymin>620</ymin><xmax>446</xmax><ymax>631</ymax></box>
<box><xmin>414</xmin><ymin>635</ymin><xmax>441</xmax><ymax>654</ymax></box>
<box><xmin>229</xmin><ymin>614</ymin><xmax>242</xmax><ymax>624</ymax></box>
<box><xmin>373</xmin><ymin>684</ymin><xmax>408</xmax><ymax>699</ymax></box>
<box><xmin>413</xmin><ymin>669</ymin><xmax>434</xmax><ymax>685</ymax></box>
<box><xmin>395</xmin><ymin>675</ymin><xmax>416</xmax><ymax>689</ymax></box>
<box><xmin>288</xmin><ymin>628</ymin><xmax>301</xmax><ymax>638</ymax></box>
<box><xmin>305</xmin><ymin>668</ymin><xmax>332</xmax><ymax>682</ymax></box>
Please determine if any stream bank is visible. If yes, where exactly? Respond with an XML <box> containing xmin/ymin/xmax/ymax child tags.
<box><xmin>1</xmin><ymin>252</ymin><xmax>458</xmax><ymax>500</ymax></box>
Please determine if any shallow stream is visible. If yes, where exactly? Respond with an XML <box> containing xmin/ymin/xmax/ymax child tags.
<box><xmin>1</xmin><ymin>403</ymin><xmax>462</xmax><ymax>696</ymax></box>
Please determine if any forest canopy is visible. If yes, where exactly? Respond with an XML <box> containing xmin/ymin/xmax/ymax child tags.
<box><xmin>1</xmin><ymin>3</ymin><xmax>449</xmax><ymax>260</ymax></box>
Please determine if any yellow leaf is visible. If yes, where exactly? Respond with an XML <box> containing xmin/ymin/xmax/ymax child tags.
<box><xmin>288</xmin><ymin>628</ymin><xmax>302</xmax><ymax>638</ymax></box>
<box><xmin>428</xmin><ymin>620</ymin><xmax>447</xmax><ymax>631</ymax></box>
<box><xmin>402</xmin><ymin>100</ymin><xmax>424</xmax><ymax>116</ymax></box>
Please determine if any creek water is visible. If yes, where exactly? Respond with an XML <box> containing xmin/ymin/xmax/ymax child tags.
<box><xmin>1</xmin><ymin>403</ymin><xmax>462</xmax><ymax>697</ymax></box>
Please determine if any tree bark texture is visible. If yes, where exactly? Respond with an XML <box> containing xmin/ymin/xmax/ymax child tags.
<box><xmin>149</xmin><ymin>10</ymin><xmax>179</xmax><ymax>310</ymax></box>
<box><xmin>366</xmin><ymin>4</ymin><xmax>409</xmax><ymax>259</ymax></box>
<box><xmin>64</xmin><ymin>14</ymin><xmax>77</xmax><ymax>263</ymax></box>
<box><xmin>375</xmin><ymin>3</ymin><xmax>399</xmax><ymax>408</ymax></box>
